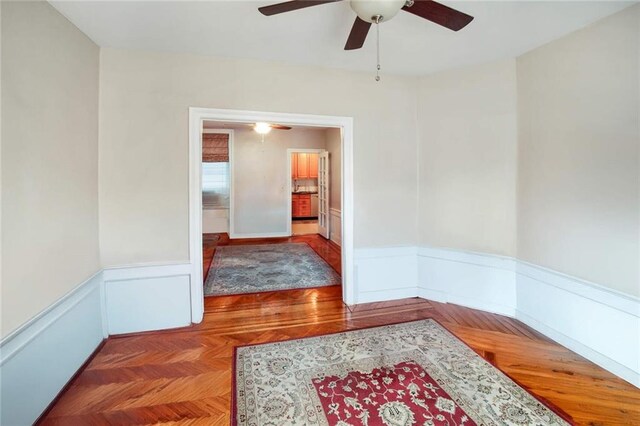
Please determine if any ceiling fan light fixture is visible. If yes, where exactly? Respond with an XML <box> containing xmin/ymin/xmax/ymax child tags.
<box><xmin>350</xmin><ymin>0</ymin><xmax>406</xmax><ymax>24</ymax></box>
<box><xmin>254</xmin><ymin>122</ymin><xmax>272</xmax><ymax>134</ymax></box>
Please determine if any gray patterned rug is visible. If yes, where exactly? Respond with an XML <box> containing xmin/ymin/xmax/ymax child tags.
<box><xmin>204</xmin><ymin>243</ymin><xmax>341</xmax><ymax>296</ymax></box>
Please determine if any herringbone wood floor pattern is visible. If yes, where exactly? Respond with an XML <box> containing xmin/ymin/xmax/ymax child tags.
<box><xmin>39</xmin><ymin>237</ymin><xmax>640</xmax><ymax>425</ymax></box>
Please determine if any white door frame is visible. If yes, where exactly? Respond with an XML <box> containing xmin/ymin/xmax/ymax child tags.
<box><xmin>286</xmin><ymin>148</ymin><xmax>325</xmax><ymax>237</ymax></box>
<box><xmin>188</xmin><ymin>107</ymin><xmax>355</xmax><ymax>323</ymax></box>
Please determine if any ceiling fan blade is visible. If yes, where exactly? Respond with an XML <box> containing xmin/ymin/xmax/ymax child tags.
<box><xmin>402</xmin><ymin>0</ymin><xmax>473</xmax><ymax>31</ymax></box>
<box><xmin>271</xmin><ymin>124</ymin><xmax>292</xmax><ymax>130</ymax></box>
<box><xmin>344</xmin><ymin>17</ymin><xmax>372</xmax><ymax>50</ymax></box>
<box><xmin>258</xmin><ymin>0</ymin><xmax>342</xmax><ymax>16</ymax></box>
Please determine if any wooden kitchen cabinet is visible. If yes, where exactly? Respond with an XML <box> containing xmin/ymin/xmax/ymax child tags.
<box><xmin>291</xmin><ymin>153</ymin><xmax>319</xmax><ymax>179</ymax></box>
<box><xmin>297</xmin><ymin>153</ymin><xmax>309</xmax><ymax>179</ymax></box>
<box><xmin>292</xmin><ymin>193</ymin><xmax>311</xmax><ymax>217</ymax></box>
<box><xmin>292</xmin><ymin>194</ymin><xmax>300</xmax><ymax>216</ymax></box>
<box><xmin>308</xmin><ymin>153</ymin><xmax>319</xmax><ymax>178</ymax></box>
<box><xmin>291</xmin><ymin>153</ymin><xmax>298</xmax><ymax>178</ymax></box>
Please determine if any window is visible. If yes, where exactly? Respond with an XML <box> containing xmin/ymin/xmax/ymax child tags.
<box><xmin>202</xmin><ymin>162</ymin><xmax>229</xmax><ymax>209</ymax></box>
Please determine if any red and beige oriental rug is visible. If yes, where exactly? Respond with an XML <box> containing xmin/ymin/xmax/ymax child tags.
<box><xmin>233</xmin><ymin>319</ymin><xmax>572</xmax><ymax>426</ymax></box>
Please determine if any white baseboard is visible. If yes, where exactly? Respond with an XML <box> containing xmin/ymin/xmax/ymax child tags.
<box><xmin>329</xmin><ymin>208</ymin><xmax>341</xmax><ymax>247</ymax></box>
<box><xmin>0</xmin><ymin>272</ymin><xmax>105</xmax><ymax>425</ymax></box>
<box><xmin>103</xmin><ymin>263</ymin><xmax>192</xmax><ymax>335</ymax></box>
<box><xmin>357</xmin><ymin>287</ymin><xmax>419</xmax><ymax>304</ymax></box>
<box><xmin>354</xmin><ymin>244</ymin><xmax>639</xmax><ymax>387</ymax></box>
<box><xmin>516</xmin><ymin>311</ymin><xmax>639</xmax><ymax>388</ymax></box>
<box><xmin>515</xmin><ymin>261</ymin><xmax>640</xmax><ymax>387</ymax></box>
<box><xmin>2</xmin><ymin>243</ymin><xmax>637</xmax><ymax>425</ymax></box>
<box><xmin>229</xmin><ymin>232</ymin><xmax>290</xmax><ymax>239</ymax></box>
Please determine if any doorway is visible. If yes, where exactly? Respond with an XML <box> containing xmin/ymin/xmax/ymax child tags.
<box><xmin>288</xmin><ymin>149</ymin><xmax>323</xmax><ymax>237</ymax></box>
<box><xmin>188</xmin><ymin>108</ymin><xmax>354</xmax><ymax>323</ymax></box>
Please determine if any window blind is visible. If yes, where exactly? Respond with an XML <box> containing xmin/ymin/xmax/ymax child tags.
<box><xmin>202</xmin><ymin>133</ymin><xmax>229</xmax><ymax>163</ymax></box>
<box><xmin>202</xmin><ymin>162</ymin><xmax>229</xmax><ymax>209</ymax></box>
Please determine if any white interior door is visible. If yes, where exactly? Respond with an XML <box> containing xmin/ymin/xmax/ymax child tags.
<box><xmin>318</xmin><ymin>151</ymin><xmax>330</xmax><ymax>239</ymax></box>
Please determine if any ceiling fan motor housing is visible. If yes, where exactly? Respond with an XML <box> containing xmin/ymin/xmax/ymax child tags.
<box><xmin>350</xmin><ymin>0</ymin><xmax>408</xmax><ymax>23</ymax></box>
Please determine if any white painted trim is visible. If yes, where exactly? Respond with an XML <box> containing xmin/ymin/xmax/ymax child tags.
<box><xmin>329</xmin><ymin>208</ymin><xmax>342</xmax><ymax>246</ymax></box>
<box><xmin>0</xmin><ymin>270</ymin><xmax>102</xmax><ymax>356</ymax></box>
<box><xmin>228</xmin><ymin>232</ymin><xmax>291</xmax><ymax>239</ymax></box>
<box><xmin>414</xmin><ymin>245</ymin><xmax>639</xmax><ymax>387</ymax></box>
<box><xmin>0</xmin><ymin>273</ymin><xmax>104</xmax><ymax>425</ymax></box>
<box><xmin>102</xmin><ymin>262</ymin><xmax>192</xmax><ymax>281</ymax></box>
<box><xmin>357</xmin><ymin>287</ymin><xmax>419</xmax><ymax>304</ymax></box>
<box><xmin>516</xmin><ymin>259</ymin><xmax>639</xmax><ymax>317</ymax></box>
<box><xmin>354</xmin><ymin>246</ymin><xmax>418</xmax><ymax>304</ymax></box>
<box><xmin>286</xmin><ymin>148</ymin><xmax>326</xmax><ymax>237</ymax></box>
<box><xmin>417</xmin><ymin>246</ymin><xmax>517</xmax><ymax>317</ymax></box>
<box><xmin>188</xmin><ymin>111</ymin><xmax>205</xmax><ymax>324</ymax></box>
<box><xmin>103</xmin><ymin>263</ymin><xmax>193</xmax><ymax>335</ymax></box>
<box><xmin>516</xmin><ymin>311</ymin><xmax>639</xmax><ymax>387</ymax></box>
<box><xmin>356</xmin><ymin>246</ymin><xmax>418</xmax><ymax>259</ymax></box>
<box><xmin>188</xmin><ymin>108</ymin><xmax>356</xmax><ymax>305</ymax></box>
<box><xmin>514</xmin><ymin>261</ymin><xmax>639</xmax><ymax>387</ymax></box>
<box><xmin>229</xmin><ymin>131</ymin><xmax>235</xmax><ymax>241</ymax></box>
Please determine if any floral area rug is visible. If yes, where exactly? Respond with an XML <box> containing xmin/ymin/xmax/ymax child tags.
<box><xmin>204</xmin><ymin>243</ymin><xmax>340</xmax><ymax>296</ymax></box>
<box><xmin>233</xmin><ymin>319</ymin><xmax>572</xmax><ymax>426</ymax></box>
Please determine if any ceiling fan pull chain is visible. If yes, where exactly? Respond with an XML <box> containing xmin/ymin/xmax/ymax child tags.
<box><xmin>375</xmin><ymin>18</ymin><xmax>381</xmax><ymax>82</ymax></box>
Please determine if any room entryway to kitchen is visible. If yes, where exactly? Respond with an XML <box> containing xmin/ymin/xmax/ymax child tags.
<box><xmin>198</xmin><ymin>119</ymin><xmax>344</xmax><ymax>300</ymax></box>
<box><xmin>290</xmin><ymin>150</ymin><xmax>321</xmax><ymax>236</ymax></box>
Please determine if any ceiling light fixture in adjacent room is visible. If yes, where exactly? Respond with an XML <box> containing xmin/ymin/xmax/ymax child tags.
<box><xmin>254</xmin><ymin>122</ymin><xmax>272</xmax><ymax>134</ymax></box>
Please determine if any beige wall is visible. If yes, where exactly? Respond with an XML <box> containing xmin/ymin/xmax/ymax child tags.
<box><xmin>417</xmin><ymin>59</ymin><xmax>518</xmax><ymax>257</ymax></box>
<box><xmin>1</xmin><ymin>1</ymin><xmax>100</xmax><ymax>337</ymax></box>
<box><xmin>99</xmin><ymin>48</ymin><xmax>419</xmax><ymax>266</ymax></box>
<box><xmin>233</xmin><ymin>127</ymin><xmax>326</xmax><ymax>235</ymax></box>
<box><xmin>325</xmin><ymin>128</ymin><xmax>342</xmax><ymax>211</ymax></box>
<box><xmin>517</xmin><ymin>6</ymin><xmax>640</xmax><ymax>297</ymax></box>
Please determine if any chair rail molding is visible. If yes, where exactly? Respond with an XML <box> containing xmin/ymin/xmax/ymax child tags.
<box><xmin>0</xmin><ymin>272</ymin><xmax>105</xmax><ymax>425</ymax></box>
<box><xmin>416</xmin><ymin>246</ymin><xmax>639</xmax><ymax>387</ymax></box>
<box><xmin>2</xmin><ymin>242</ymin><xmax>637</xmax><ymax>424</ymax></box>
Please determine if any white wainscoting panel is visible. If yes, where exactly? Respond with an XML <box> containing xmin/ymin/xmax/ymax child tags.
<box><xmin>412</xmin><ymin>245</ymin><xmax>639</xmax><ymax>387</ymax></box>
<box><xmin>417</xmin><ymin>247</ymin><xmax>517</xmax><ymax>317</ymax></box>
<box><xmin>103</xmin><ymin>263</ymin><xmax>192</xmax><ymax>335</ymax></box>
<box><xmin>2</xmin><ymin>242</ymin><xmax>638</xmax><ymax>426</ymax></box>
<box><xmin>0</xmin><ymin>272</ymin><xmax>105</xmax><ymax>425</ymax></box>
<box><xmin>515</xmin><ymin>261</ymin><xmax>640</xmax><ymax>388</ymax></box>
<box><xmin>329</xmin><ymin>208</ymin><xmax>341</xmax><ymax>247</ymax></box>
<box><xmin>354</xmin><ymin>247</ymin><xmax>417</xmax><ymax>303</ymax></box>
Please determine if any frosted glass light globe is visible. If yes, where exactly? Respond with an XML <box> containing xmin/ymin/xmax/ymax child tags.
<box><xmin>254</xmin><ymin>122</ymin><xmax>272</xmax><ymax>134</ymax></box>
<box><xmin>350</xmin><ymin>0</ymin><xmax>406</xmax><ymax>23</ymax></box>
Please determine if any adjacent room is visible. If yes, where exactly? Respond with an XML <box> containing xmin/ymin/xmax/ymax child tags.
<box><xmin>1</xmin><ymin>0</ymin><xmax>639</xmax><ymax>425</ymax></box>
<box><xmin>200</xmin><ymin>120</ymin><xmax>343</xmax><ymax>298</ymax></box>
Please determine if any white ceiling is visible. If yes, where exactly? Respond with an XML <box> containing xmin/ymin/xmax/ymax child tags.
<box><xmin>50</xmin><ymin>0</ymin><xmax>635</xmax><ymax>76</ymax></box>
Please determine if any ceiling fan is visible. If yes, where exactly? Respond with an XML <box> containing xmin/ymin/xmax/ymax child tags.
<box><xmin>252</xmin><ymin>122</ymin><xmax>292</xmax><ymax>134</ymax></box>
<box><xmin>258</xmin><ymin>0</ymin><xmax>474</xmax><ymax>51</ymax></box>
